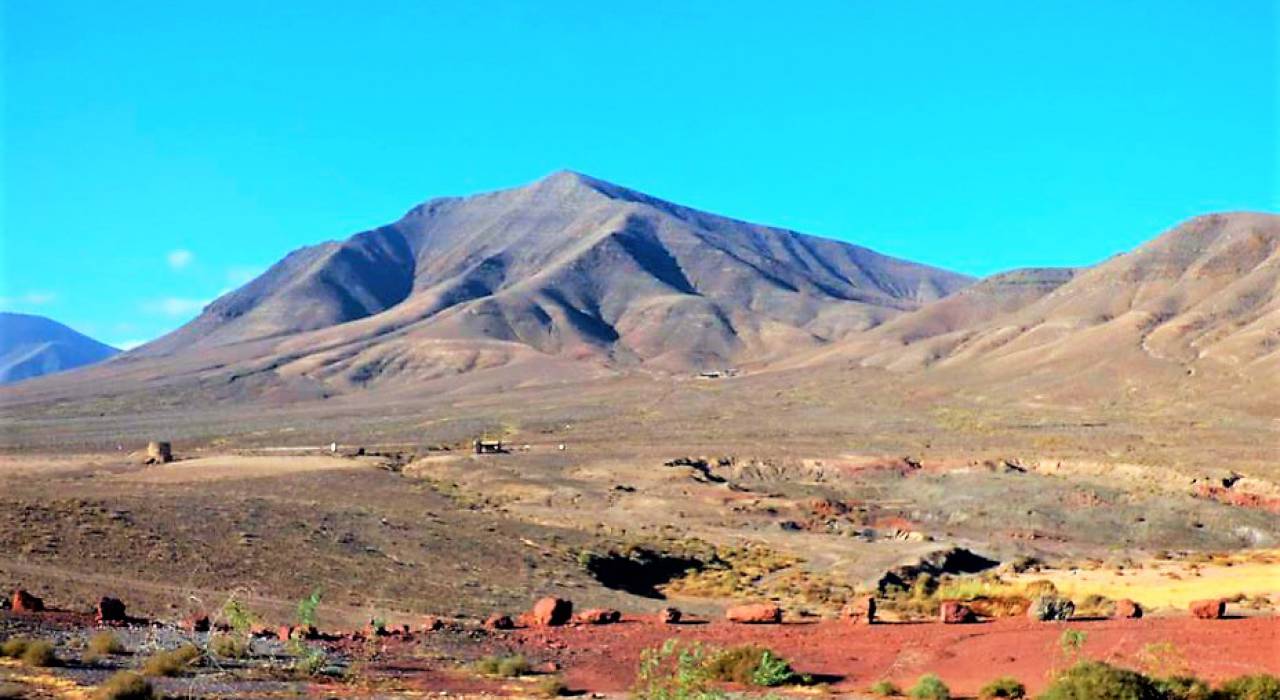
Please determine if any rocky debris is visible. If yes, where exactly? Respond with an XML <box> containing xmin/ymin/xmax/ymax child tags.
<box><xmin>1113</xmin><ymin>599</ymin><xmax>1143</xmax><ymax>619</ymax></box>
<box><xmin>726</xmin><ymin>603</ymin><xmax>782</xmax><ymax>624</ymax></box>
<box><xmin>485</xmin><ymin>613</ymin><xmax>515</xmax><ymax>630</ymax></box>
<box><xmin>1027</xmin><ymin>596</ymin><xmax>1075</xmax><ymax>622</ymax></box>
<box><xmin>421</xmin><ymin>616</ymin><xmax>445</xmax><ymax>632</ymax></box>
<box><xmin>840</xmin><ymin>596</ymin><xmax>877</xmax><ymax>624</ymax></box>
<box><xmin>182</xmin><ymin>613</ymin><xmax>211</xmax><ymax>632</ymax></box>
<box><xmin>575</xmin><ymin>609</ymin><xmax>622</xmax><ymax>625</ymax></box>
<box><xmin>11</xmin><ymin>589</ymin><xmax>44</xmax><ymax>613</ymax></box>
<box><xmin>95</xmin><ymin>597</ymin><xmax>127</xmax><ymax>625</ymax></box>
<box><xmin>531</xmin><ymin>597</ymin><xmax>574</xmax><ymax>627</ymax></box>
<box><xmin>279</xmin><ymin>625</ymin><xmax>319</xmax><ymax>641</ymax></box>
<box><xmin>940</xmin><ymin>601</ymin><xmax>976</xmax><ymax>624</ymax></box>
<box><xmin>662</xmin><ymin>457</ymin><xmax>727</xmax><ymax>483</ymax></box>
<box><xmin>1190</xmin><ymin>599</ymin><xmax>1226</xmax><ymax>620</ymax></box>
<box><xmin>145</xmin><ymin>441</ymin><xmax>173</xmax><ymax>464</ymax></box>
<box><xmin>657</xmin><ymin>607</ymin><xmax>682</xmax><ymax>624</ymax></box>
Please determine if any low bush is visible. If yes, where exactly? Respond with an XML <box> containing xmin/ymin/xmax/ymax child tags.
<box><xmin>208</xmin><ymin>634</ymin><xmax>249</xmax><ymax>659</ymax></box>
<box><xmin>474</xmin><ymin>654</ymin><xmax>531</xmax><ymax>678</ymax></box>
<box><xmin>94</xmin><ymin>671</ymin><xmax>160</xmax><ymax>700</ymax></box>
<box><xmin>909</xmin><ymin>673</ymin><xmax>950</xmax><ymax>700</ymax></box>
<box><xmin>1040</xmin><ymin>661</ymin><xmax>1160</xmax><ymax>700</ymax></box>
<box><xmin>979</xmin><ymin>676</ymin><xmax>1026</xmax><ymax>698</ymax></box>
<box><xmin>536</xmin><ymin>675</ymin><xmax>569</xmax><ymax>698</ymax></box>
<box><xmin>19</xmin><ymin>640</ymin><xmax>58</xmax><ymax>667</ymax></box>
<box><xmin>1214</xmin><ymin>674</ymin><xmax>1280</xmax><ymax>699</ymax></box>
<box><xmin>84</xmin><ymin>632</ymin><xmax>125</xmax><ymax>663</ymax></box>
<box><xmin>631</xmin><ymin>640</ymin><xmax>724</xmax><ymax>700</ymax></box>
<box><xmin>704</xmin><ymin>645</ymin><xmax>800</xmax><ymax>687</ymax></box>
<box><xmin>1154</xmin><ymin>675</ymin><xmax>1211</xmax><ymax>700</ymax></box>
<box><xmin>139</xmin><ymin>645</ymin><xmax>200</xmax><ymax>677</ymax></box>
<box><xmin>871</xmin><ymin>679</ymin><xmax>903</xmax><ymax>696</ymax></box>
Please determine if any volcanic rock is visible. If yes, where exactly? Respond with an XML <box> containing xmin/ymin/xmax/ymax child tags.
<box><xmin>1027</xmin><ymin>595</ymin><xmax>1075</xmax><ymax>621</ymax></box>
<box><xmin>1113</xmin><ymin>599</ymin><xmax>1143</xmax><ymax>619</ymax></box>
<box><xmin>1190</xmin><ymin>599</ymin><xmax>1225</xmax><ymax>620</ymax></box>
<box><xmin>531</xmin><ymin>597</ymin><xmax>573</xmax><ymax>626</ymax></box>
<box><xmin>11</xmin><ymin>589</ymin><xmax>44</xmax><ymax>613</ymax></box>
<box><xmin>95</xmin><ymin>597</ymin><xmax>127</xmax><ymax>625</ymax></box>
<box><xmin>940</xmin><ymin>601</ymin><xmax>975</xmax><ymax>624</ymax></box>
<box><xmin>657</xmin><ymin>607</ymin><xmax>682</xmax><ymax>624</ymax></box>
<box><xmin>725</xmin><ymin>603</ymin><xmax>782</xmax><ymax>624</ymax></box>
<box><xmin>575</xmin><ymin>608</ymin><xmax>621</xmax><ymax>625</ymax></box>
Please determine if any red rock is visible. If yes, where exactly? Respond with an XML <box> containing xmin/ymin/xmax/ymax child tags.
<box><xmin>1190</xmin><ymin>599</ymin><xmax>1225</xmax><ymax>620</ymax></box>
<box><xmin>96</xmin><ymin>597</ymin><xmax>127</xmax><ymax>625</ymax></box>
<box><xmin>1113</xmin><ymin>599</ymin><xmax>1143</xmax><ymax>619</ymax></box>
<box><xmin>940</xmin><ymin>601</ymin><xmax>976</xmax><ymax>624</ymax></box>
<box><xmin>485</xmin><ymin>613</ymin><xmax>515</xmax><ymax>630</ymax></box>
<box><xmin>182</xmin><ymin>613</ymin><xmax>211</xmax><ymax>633</ymax></box>
<box><xmin>531</xmin><ymin>597</ymin><xmax>573</xmax><ymax>626</ymax></box>
<box><xmin>840</xmin><ymin>596</ymin><xmax>877</xmax><ymax>624</ymax></box>
<box><xmin>277</xmin><ymin>625</ymin><xmax>295</xmax><ymax>641</ymax></box>
<box><xmin>575</xmin><ymin>608</ymin><xmax>621</xmax><ymax>625</ymax></box>
<box><xmin>11</xmin><ymin>589</ymin><xmax>44</xmax><ymax>613</ymax></box>
<box><xmin>657</xmin><ymin>607</ymin><xmax>682</xmax><ymax>624</ymax></box>
<box><xmin>421</xmin><ymin>616</ymin><xmax>445</xmax><ymax>632</ymax></box>
<box><xmin>726</xmin><ymin>603</ymin><xmax>782</xmax><ymax>624</ymax></box>
<box><xmin>533</xmin><ymin>661</ymin><xmax>561</xmax><ymax>674</ymax></box>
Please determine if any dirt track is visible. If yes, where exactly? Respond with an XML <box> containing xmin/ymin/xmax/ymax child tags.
<box><xmin>489</xmin><ymin>615</ymin><xmax>1280</xmax><ymax>696</ymax></box>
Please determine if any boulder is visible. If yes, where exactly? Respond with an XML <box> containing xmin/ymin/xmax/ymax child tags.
<box><xmin>657</xmin><ymin>607</ymin><xmax>682</xmax><ymax>624</ymax></box>
<box><xmin>421</xmin><ymin>616</ymin><xmax>445</xmax><ymax>632</ymax></box>
<box><xmin>277</xmin><ymin>625</ymin><xmax>295</xmax><ymax>642</ymax></box>
<box><xmin>11</xmin><ymin>589</ymin><xmax>44</xmax><ymax>613</ymax></box>
<box><xmin>485</xmin><ymin>613</ymin><xmax>515</xmax><ymax>630</ymax></box>
<box><xmin>940</xmin><ymin>600</ymin><xmax>975</xmax><ymax>624</ymax></box>
<box><xmin>575</xmin><ymin>608</ymin><xmax>621</xmax><ymax>625</ymax></box>
<box><xmin>1027</xmin><ymin>595</ymin><xmax>1075</xmax><ymax>622</ymax></box>
<box><xmin>1113</xmin><ymin>599</ymin><xmax>1143</xmax><ymax>619</ymax></box>
<box><xmin>1189</xmin><ymin>599</ymin><xmax>1225</xmax><ymax>620</ymax></box>
<box><xmin>531</xmin><ymin>597</ymin><xmax>573</xmax><ymax>626</ymax></box>
<box><xmin>840</xmin><ymin>596</ymin><xmax>877</xmax><ymax>624</ymax></box>
<box><xmin>182</xmin><ymin>613</ymin><xmax>210</xmax><ymax>632</ymax></box>
<box><xmin>145</xmin><ymin>441</ymin><xmax>173</xmax><ymax>464</ymax></box>
<box><xmin>95</xmin><ymin>597</ymin><xmax>127</xmax><ymax>625</ymax></box>
<box><xmin>725</xmin><ymin>603</ymin><xmax>782</xmax><ymax>624</ymax></box>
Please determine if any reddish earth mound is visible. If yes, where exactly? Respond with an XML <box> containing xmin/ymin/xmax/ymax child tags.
<box><xmin>500</xmin><ymin>616</ymin><xmax>1279</xmax><ymax>696</ymax></box>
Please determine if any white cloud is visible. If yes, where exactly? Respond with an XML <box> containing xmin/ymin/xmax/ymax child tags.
<box><xmin>0</xmin><ymin>291</ymin><xmax>58</xmax><ymax>308</ymax></box>
<box><xmin>141</xmin><ymin>297</ymin><xmax>209</xmax><ymax>317</ymax></box>
<box><xmin>167</xmin><ymin>249</ymin><xmax>195</xmax><ymax>271</ymax></box>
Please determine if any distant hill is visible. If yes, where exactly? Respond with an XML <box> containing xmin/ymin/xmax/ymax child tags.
<box><xmin>133</xmin><ymin>170</ymin><xmax>973</xmax><ymax>382</ymax></box>
<box><xmin>0</xmin><ymin>313</ymin><xmax>119</xmax><ymax>384</ymax></box>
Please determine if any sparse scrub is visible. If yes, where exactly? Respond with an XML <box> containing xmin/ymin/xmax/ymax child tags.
<box><xmin>536</xmin><ymin>675</ymin><xmax>569</xmax><ymax>697</ymax></box>
<box><xmin>209</xmin><ymin>634</ymin><xmax>249</xmax><ymax>659</ymax></box>
<box><xmin>1213</xmin><ymin>674</ymin><xmax>1280</xmax><ymax>699</ymax></box>
<box><xmin>871</xmin><ymin>679</ymin><xmax>903</xmax><ymax>696</ymax></box>
<box><xmin>139</xmin><ymin>645</ymin><xmax>200</xmax><ymax>677</ymax></box>
<box><xmin>94</xmin><ymin>671</ymin><xmax>160</xmax><ymax>700</ymax></box>
<box><xmin>1153</xmin><ymin>675</ymin><xmax>1211</xmax><ymax>700</ymax></box>
<box><xmin>89</xmin><ymin>631</ymin><xmax>125</xmax><ymax>656</ymax></box>
<box><xmin>704</xmin><ymin>645</ymin><xmax>800</xmax><ymax>687</ymax></box>
<box><xmin>0</xmin><ymin>638</ymin><xmax>28</xmax><ymax>658</ymax></box>
<box><xmin>19</xmin><ymin>639</ymin><xmax>58</xmax><ymax>667</ymax></box>
<box><xmin>908</xmin><ymin>673</ymin><xmax>950</xmax><ymax>699</ymax></box>
<box><xmin>1040</xmin><ymin>661</ymin><xmax>1159</xmax><ymax>700</ymax></box>
<box><xmin>631</xmin><ymin>640</ymin><xmax>724</xmax><ymax>700</ymax></box>
<box><xmin>290</xmin><ymin>643</ymin><xmax>328</xmax><ymax>677</ymax></box>
<box><xmin>978</xmin><ymin>676</ymin><xmax>1025</xmax><ymax>698</ymax></box>
<box><xmin>474</xmin><ymin>654</ymin><xmax>531</xmax><ymax>678</ymax></box>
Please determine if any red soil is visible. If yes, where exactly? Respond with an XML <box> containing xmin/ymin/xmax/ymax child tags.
<box><xmin>495</xmin><ymin>615</ymin><xmax>1279</xmax><ymax>696</ymax></box>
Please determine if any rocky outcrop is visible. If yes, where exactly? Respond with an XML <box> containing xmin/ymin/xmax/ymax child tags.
<box><xmin>11</xmin><ymin>589</ymin><xmax>44</xmax><ymax>613</ymax></box>
<box><xmin>531</xmin><ymin>597</ymin><xmax>573</xmax><ymax>627</ymax></box>
<box><xmin>95</xmin><ymin>597</ymin><xmax>127</xmax><ymax>625</ymax></box>
<box><xmin>726</xmin><ymin>603</ymin><xmax>782</xmax><ymax>624</ymax></box>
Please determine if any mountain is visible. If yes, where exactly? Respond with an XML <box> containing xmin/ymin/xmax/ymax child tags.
<box><xmin>803</xmin><ymin>212</ymin><xmax>1280</xmax><ymax>401</ymax></box>
<box><xmin>0</xmin><ymin>313</ymin><xmax>119</xmax><ymax>384</ymax></box>
<box><xmin>134</xmin><ymin>171</ymin><xmax>974</xmax><ymax>385</ymax></box>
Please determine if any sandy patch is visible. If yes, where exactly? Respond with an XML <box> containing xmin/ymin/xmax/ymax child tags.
<box><xmin>117</xmin><ymin>454</ymin><xmax>383</xmax><ymax>484</ymax></box>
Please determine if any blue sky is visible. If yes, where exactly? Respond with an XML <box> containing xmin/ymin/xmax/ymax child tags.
<box><xmin>2</xmin><ymin>2</ymin><xmax>1276</xmax><ymax>348</ymax></box>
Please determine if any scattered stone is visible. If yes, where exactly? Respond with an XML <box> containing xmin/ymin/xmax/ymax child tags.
<box><xmin>725</xmin><ymin>603</ymin><xmax>782</xmax><ymax>624</ymax></box>
<box><xmin>421</xmin><ymin>616</ymin><xmax>445</xmax><ymax>632</ymax></box>
<box><xmin>840</xmin><ymin>596</ymin><xmax>877</xmax><ymax>625</ymax></box>
<box><xmin>940</xmin><ymin>600</ymin><xmax>976</xmax><ymax>624</ymax></box>
<box><xmin>1113</xmin><ymin>599</ymin><xmax>1143</xmax><ymax>619</ymax></box>
<box><xmin>485</xmin><ymin>613</ymin><xmax>515</xmax><ymax>630</ymax></box>
<box><xmin>11</xmin><ymin>589</ymin><xmax>44</xmax><ymax>613</ymax></box>
<box><xmin>657</xmin><ymin>607</ymin><xmax>682</xmax><ymax>624</ymax></box>
<box><xmin>575</xmin><ymin>609</ymin><xmax>621</xmax><ymax>625</ymax></box>
<box><xmin>1028</xmin><ymin>595</ymin><xmax>1075</xmax><ymax>622</ymax></box>
<box><xmin>96</xmin><ymin>597</ymin><xmax>127</xmax><ymax>625</ymax></box>
<box><xmin>1190</xmin><ymin>599</ymin><xmax>1225</xmax><ymax>620</ymax></box>
<box><xmin>182</xmin><ymin>613</ymin><xmax>211</xmax><ymax>632</ymax></box>
<box><xmin>531</xmin><ymin>597</ymin><xmax>573</xmax><ymax>626</ymax></box>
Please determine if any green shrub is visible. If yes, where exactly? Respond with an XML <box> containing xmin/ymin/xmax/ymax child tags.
<box><xmin>704</xmin><ymin>645</ymin><xmax>799</xmax><ymax>687</ymax></box>
<box><xmin>871</xmin><ymin>679</ymin><xmax>903</xmax><ymax>696</ymax></box>
<box><xmin>94</xmin><ymin>671</ymin><xmax>160</xmax><ymax>700</ymax></box>
<box><xmin>296</xmin><ymin>588</ymin><xmax>322</xmax><ymax>628</ymax></box>
<box><xmin>909</xmin><ymin>673</ymin><xmax>950</xmax><ymax>700</ymax></box>
<box><xmin>631</xmin><ymin>640</ymin><xmax>724</xmax><ymax>700</ymax></box>
<box><xmin>20</xmin><ymin>640</ymin><xmax>58</xmax><ymax>667</ymax></box>
<box><xmin>979</xmin><ymin>676</ymin><xmax>1025</xmax><ymax>698</ymax></box>
<box><xmin>84</xmin><ymin>632</ymin><xmax>125</xmax><ymax>663</ymax></box>
<box><xmin>290</xmin><ymin>643</ymin><xmax>328</xmax><ymax>677</ymax></box>
<box><xmin>139</xmin><ymin>645</ymin><xmax>200</xmax><ymax>677</ymax></box>
<box><xmin>474</xmin><ymin>654</ymin><xmax>531</xmax><ymax>678</ymax></box>
<box><xmin>1154</xmin><ymin>675</ymin><xmax>1211</xmax><ymax>700</ymax></box>
<box><xmin>1213</xmin><ymin>674</ymin><xmax>1280</xmax><ymax>700</ymax></box>
<box><xmin>1040</xmin><ymin>661</ymin><xmax>1160</xmax><ymax>700</ymax></box>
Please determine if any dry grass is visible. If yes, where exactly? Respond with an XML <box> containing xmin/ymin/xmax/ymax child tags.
<box><xmin>139</xmin><ymin>645</ymin><xmax>200</xmax><ymax>677</ymax></box>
